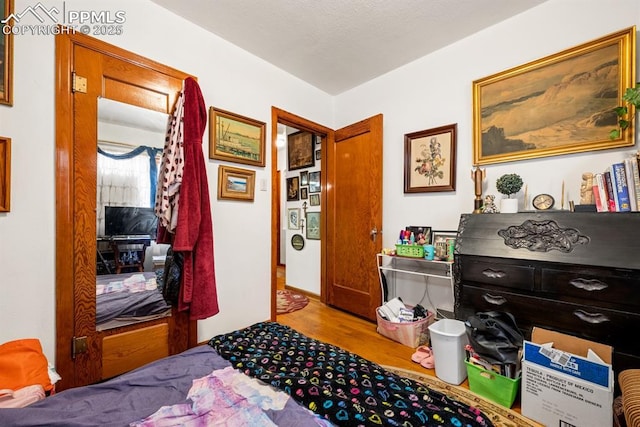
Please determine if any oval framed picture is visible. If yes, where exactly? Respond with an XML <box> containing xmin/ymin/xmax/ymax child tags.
<box><xmin>291</xmin><ymin>234</ymin><xmax>305</xmax><ymax>250</ymax></box>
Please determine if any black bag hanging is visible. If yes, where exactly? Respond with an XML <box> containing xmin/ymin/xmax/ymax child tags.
<box><xmin>465</xmin><ymin>311</ymin><xmax>524</xmax><ymax>365</ymax></box>
<box><xmin>161</xmin><ymin>247</ymin><xmax>183</xmax><ymax>305</ymax></box>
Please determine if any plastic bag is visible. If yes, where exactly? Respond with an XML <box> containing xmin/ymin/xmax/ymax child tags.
<box><xmin>465</xmin><ymin>311</ymin><xmax>523</xmax><ymax>365</ymax></box>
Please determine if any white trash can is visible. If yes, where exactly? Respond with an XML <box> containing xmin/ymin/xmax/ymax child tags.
<box><xmin>428</xmin><ymin>319</ymin><xmax>469</xmax><ymax>385</ymax></box>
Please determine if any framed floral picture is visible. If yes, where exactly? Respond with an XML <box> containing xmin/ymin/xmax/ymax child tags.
<box><xmin>404</xmin><ymin>124</ymin><xmax>457</xmax><ymax>193</ymax></box>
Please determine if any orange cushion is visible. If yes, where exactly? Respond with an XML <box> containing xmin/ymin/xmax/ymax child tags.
<box><xmin>0</xmin><ymin>339</ymin><xmax>53</xmax><ymax>392</ymax></box>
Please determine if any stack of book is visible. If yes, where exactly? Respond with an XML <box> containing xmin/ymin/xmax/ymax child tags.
<box><xmin>592</xmin><ymin>151</ymin><xmax>640</xmax><ymax>212</ymax></box>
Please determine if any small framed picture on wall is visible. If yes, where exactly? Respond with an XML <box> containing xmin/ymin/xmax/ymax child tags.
<box><xmin>287</xmin><ymin>208</ymin><xmax>300</xmax><ymax>230</ymax></box>
<box><xmin>286</xmin><ymin>176</ymin><xmax>300</xmax><ymax>201</ymax></box>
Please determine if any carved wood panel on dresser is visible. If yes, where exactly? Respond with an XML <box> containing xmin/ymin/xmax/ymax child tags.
<box><xmin>454</xmin><ymin>212</ymin><xmax>640</xmax><ymax>379</ymax></box>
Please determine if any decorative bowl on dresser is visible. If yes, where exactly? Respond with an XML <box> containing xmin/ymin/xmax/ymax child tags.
<box><xmin>454</xmin><ymin>212</ymin><xmax>640</xmax><ymax>382</ymax></box>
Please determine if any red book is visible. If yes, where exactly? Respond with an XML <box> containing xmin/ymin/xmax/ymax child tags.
<box><xmin>592</xmin><ymin>185</ymin><xmax>604</xmax><ymax>212</ymax></box>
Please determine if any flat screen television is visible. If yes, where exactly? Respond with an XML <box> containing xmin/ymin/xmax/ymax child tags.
<box><xmin>104</xmin><ymin>206</ymin><xmax>158</xmax><ymax>239</ymax></box>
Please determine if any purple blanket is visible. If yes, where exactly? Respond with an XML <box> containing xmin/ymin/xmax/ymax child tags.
<box><xmin>0</xmin><ymin>346</ymin><xmax>322</xmax><ymax>426</ymax></box>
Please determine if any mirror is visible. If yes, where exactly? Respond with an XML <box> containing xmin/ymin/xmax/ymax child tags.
<box><xmin>95</xmin><ymin>98</ymin><xmax>172</xmax><ymax>331</ymax></box>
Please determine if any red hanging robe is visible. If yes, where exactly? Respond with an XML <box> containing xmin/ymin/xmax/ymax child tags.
<box><xmin>172</xmin><ymin>77</ymin><xmax>219</xmax><ymax>320</ymax></box>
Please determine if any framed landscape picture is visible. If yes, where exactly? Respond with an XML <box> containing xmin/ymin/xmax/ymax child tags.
<box><xmin>1</xmin><ymin>0</ymin><xmax>14</xmax><ymax>105</ymax></box>
<box><xmin>287</xmin><ymin>131</ymin><xmax>315</xmax><ymax>171</ymax></box>
<box><xmin>404</xmin><ymin>124</ymin><xmax>457</xmax><ymax>193</ymax></box>
<box><xmin>209</xmin><ymin>107</ymin><xmax>266</xmax><ymax>167</ymax></box>
<box><xmin>217</xmin><ymin>165</ymin><xmax>255</xmax><ymax>201</ymax></box>
<box><xmin>473</xmin><ymin>27</ymin><xmax>636</xmax><ymax>165</ymax></box>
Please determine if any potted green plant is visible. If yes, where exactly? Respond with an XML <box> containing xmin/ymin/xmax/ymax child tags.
<box><xmin>610</xmin><ymin>83</ymin><xmax>640</xmax><ymax>139</ymax></box>
<box><xmin>496</xmin><ymin>173</ymin><xmax>523</xmax><ymax>213</ymax></box>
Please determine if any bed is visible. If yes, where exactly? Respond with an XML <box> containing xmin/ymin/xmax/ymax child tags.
<box><xmin>96</xmin><ymin>271</ymin><xmax>171</xmax><ymax>330</ymax></box>
<box><xmin>0</xmin><ymin>322</ymin><xmax>495</xmax><ymax>426</ymax></box>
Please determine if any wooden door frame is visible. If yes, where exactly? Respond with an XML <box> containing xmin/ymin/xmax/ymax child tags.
<box><xmin>55</xmin><ymin>31</ymin><xmax>197</xmax><ymax>389</ymax></box>
<box><xmin>270</xmin><ymin>107</ymin><xmax>333</xmax><ymax>319</ymax></box>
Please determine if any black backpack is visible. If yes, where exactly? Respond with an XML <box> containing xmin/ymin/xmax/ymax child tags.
<box><xmin>465</xmin><ymin>311</ymin><xmax>524</xmax><ymax>365</ymax></box>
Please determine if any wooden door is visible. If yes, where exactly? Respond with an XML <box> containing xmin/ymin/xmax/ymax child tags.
<box><xmin>55</xmin><ymin>32</ymin><xmax>195</xmax><ymax>390</ymax></box>
<box><xmin>326</xmin><ymin>115</ymin><xmax>383</xmax><ymax>320</ymax></box>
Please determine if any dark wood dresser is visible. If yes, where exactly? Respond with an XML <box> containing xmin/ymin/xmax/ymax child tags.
<box><xmin>454</xmin><ymin>212</ymin><xmax>640</xmax><ymax>376</ymax></box>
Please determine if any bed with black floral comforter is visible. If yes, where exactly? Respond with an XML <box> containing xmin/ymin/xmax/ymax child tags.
<box><xmin>209</xmin><ymin>321</ymin><xmax>493</xmax><ymax>427</ymax></box>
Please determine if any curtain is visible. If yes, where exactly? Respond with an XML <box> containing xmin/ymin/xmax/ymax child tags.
<box><xmin>96</xmin><ymin>145</ymin><xmax>161</xmax><ymax>236</ymax></box>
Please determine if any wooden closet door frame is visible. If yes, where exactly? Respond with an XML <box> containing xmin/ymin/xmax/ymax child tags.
<box><xmin>55</xmin><ymin>31</ymin><xmax>197</xmax><ymax>390</ymax></box>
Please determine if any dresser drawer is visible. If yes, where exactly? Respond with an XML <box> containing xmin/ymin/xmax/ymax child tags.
<box><xmin>458</xmin><ymin>285</ymin><xmax>640</xmax><ymax>356</ymax></box>
<box><xmin>460</xmin><ymin>257</ymin><xmax>535</xmax><ymax>291</ymax></box>
<box><xmin>541</xmin><ymin>267</ymin><xmax>640</xmax><ymax>308</ymax></box>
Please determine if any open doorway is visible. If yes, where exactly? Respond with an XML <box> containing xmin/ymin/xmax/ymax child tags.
<box><xmin>269</xmin><ymin>108</ymin><xmax>384</xmax><ymax>322</ymax></box>
<box><xmin>275</xmin><ymin>123</ymin><xmax>324</xmax><ymax>294</ymax></box>
<box><xmin>270</xmin><ymin>108</ymin><xmax>332</xmax><ymax>319</ymax></box>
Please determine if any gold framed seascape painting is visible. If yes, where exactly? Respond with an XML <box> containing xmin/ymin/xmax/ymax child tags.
<box><xmin>217</xmin><ymin>165</ymin><xmax>255</xmax><ymax>202</ymax></box>
<box><xmin>209</xmin><ymin>107</ymin><xmax>266</xmax><ymax>167</ymax></box>
<box><xmin>404</xmin><ymin>124</ymin><xmax>457</xmax><ymax>193</ymax></box>
<box><xmin>1</xmin><ymin>0</ymin><xmax>14</xmax><ymax>105</ymax></box>
<box><xmin>473</xmin><ymin>26</ymin><xmax>636</xmax><ymax>165</ymax></box>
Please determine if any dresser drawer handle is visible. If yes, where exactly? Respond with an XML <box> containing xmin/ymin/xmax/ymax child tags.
<box><xmin>573</xmin><ymin>310</ymin><xmax>610</xmax><ymax>324</ymax></box>
<box><xmin>482</xmin><ymin>293</ymin><xmax>507</xmax><ymax>305</ymax></box>
<box><xmin>569</xmin><ymin>278</ymin><xmax>608</xmax><ymax>292</ymax></box>
<box><xmin>482</xmin><ymin>269</ymin><xmax>506</xmax><ymax>279</ymax></box>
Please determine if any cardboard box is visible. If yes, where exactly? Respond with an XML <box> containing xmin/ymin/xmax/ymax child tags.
<box><xmin>521</xmin><ymin>327</ymin><xmax>613</xmax><ymax>427</ymax></box>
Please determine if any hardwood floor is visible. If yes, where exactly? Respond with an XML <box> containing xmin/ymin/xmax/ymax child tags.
<box><xmin>275</xmin><ymin>275</ymin><xmax>523</xmax><ymax>413</ymax></box>
<box><xmin>277</xmin><ymin>298</ymin><xmax>436</xmax><ymax>375</ymax></box>
<box><xmin>276</xmin><ymin>264</ymin><xmax>432</xmax><ymax>373</ymax></box>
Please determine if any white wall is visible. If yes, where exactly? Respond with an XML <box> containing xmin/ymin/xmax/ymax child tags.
<box><xmin>283</xmin><ymin>139</ymin><xmax>322</xmax><ymax>295</ymax></box>
<box><xmin>0</xmin><ymin>0</ymin><xmax>333</xmax><ymax>364</ymax></box>
<box><xmin>0</xmin><ymin>0</ymin><xmax>638</xmax><ymax>365</ymax></box>
<box><xmin>334</xmin><ymin>0</ymin><xmax>640</xmax><ymax>309</ymax></box>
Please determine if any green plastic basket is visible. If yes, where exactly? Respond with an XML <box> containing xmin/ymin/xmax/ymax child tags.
<box><xmin>465</xmin><ymin>361</ymin><xmax>520</xmax><ymax>408</ymax></box>
<box><xmin>395</xmin><ymin>244</ymin><xmax>424</xmax><ymax>258</ymax></box>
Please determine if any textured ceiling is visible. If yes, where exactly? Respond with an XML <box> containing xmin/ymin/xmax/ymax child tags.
<box><xmin>150</xmin><ymin>0</ymin><xmax>548</xmax><ymax>95</ymax></box>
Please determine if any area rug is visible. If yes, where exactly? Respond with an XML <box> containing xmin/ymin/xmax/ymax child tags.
<box><xmin>382</xmin><ymin>366</ymin><xmax>543</xmax><ymax>427</ymax></box>
<box><xmin>276</xmin><ymin>289</ymin><xmax>309</xmax><ymax>314</ymax></box>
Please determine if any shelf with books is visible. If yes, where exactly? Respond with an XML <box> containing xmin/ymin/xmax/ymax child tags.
<box><xmin>593</xmin><ymin>151</ymin><xmax>640</xmax><ymax>213</ymax></box>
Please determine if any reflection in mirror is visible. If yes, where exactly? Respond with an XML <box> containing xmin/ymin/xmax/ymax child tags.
<box><xmin>95</xmin><ymin>98</ymin><xmax>172</xmax><ymax>331</ymax></box>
